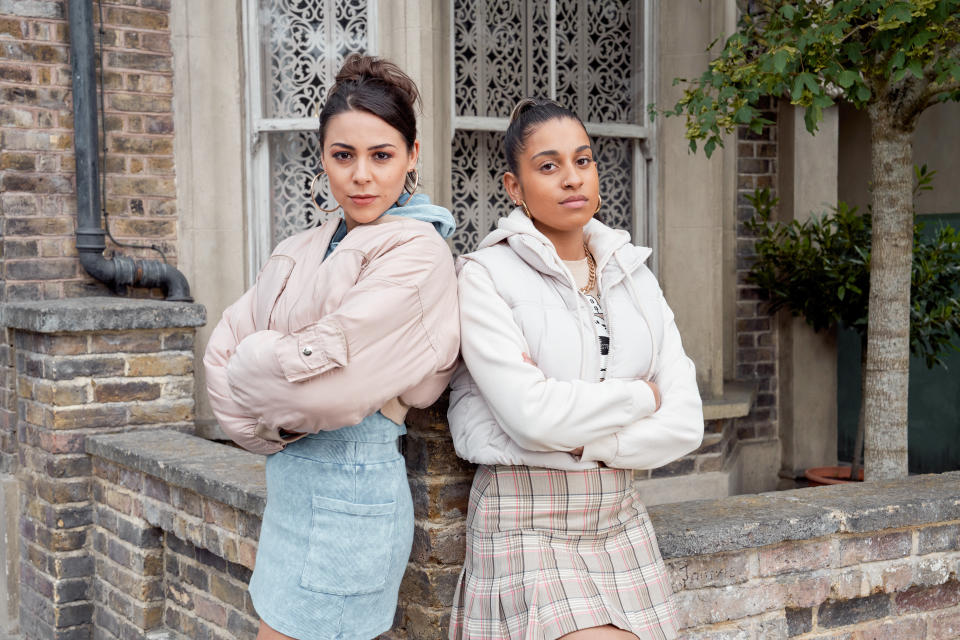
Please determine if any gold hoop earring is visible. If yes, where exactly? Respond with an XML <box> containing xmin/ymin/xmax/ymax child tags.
<box><xmin>309</xmin><ymin>171</ymin><xmax>341</xmax><ymax>214</ymax></box>
<box><xmin>519</xmin><ymin>200</ymin><xmax>533</xmax><ymax>219</ymax></box>
<box><xmin>406</xmin><ymin>169</ymin><xmax>420</xmax><ymax>195</ymax></box>
<box><xmin>400</xmin><ymin>169</ymin><xmax>420</xmax><ymax>206</ymax></box>
<box><xmin>595</xmin><ymin>195</ymin><xmax>603</xmax><ymax>215</ymax></box>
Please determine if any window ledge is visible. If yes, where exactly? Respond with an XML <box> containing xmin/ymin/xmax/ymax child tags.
<box><xmin>702</xmin><ymin>381</ymin><xmax>756</xmax><ymax>421</ymax></box>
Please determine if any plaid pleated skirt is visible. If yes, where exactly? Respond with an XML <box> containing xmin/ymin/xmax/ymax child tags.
<box><xmin>449</xmin><ymin>465</ymin><xmax>679</xmax><ymax>640</ymax></box>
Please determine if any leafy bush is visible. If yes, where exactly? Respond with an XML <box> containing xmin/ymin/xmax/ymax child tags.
<box><xmin>745</xmin><ymin>166</ymin><xmax>960</xmax><ymax>369</ymax></box>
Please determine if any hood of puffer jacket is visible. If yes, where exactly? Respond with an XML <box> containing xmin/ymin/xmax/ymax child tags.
<box><xmin>327</xmin><ymin>192</ymin><xmax>456</xmax><ymax>254</ymax></box>
<box><xmin>474</xmin><ymin>208</ymin><xmax>653</xmax><ymax>287</ymax></box>
<box><xmin>384</xmin><ymin>192</ymin><xmax>457</xmax><ymax>238</ymax></box>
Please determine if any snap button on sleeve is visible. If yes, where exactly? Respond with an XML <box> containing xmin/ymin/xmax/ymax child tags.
<box><xmin>302</xmin><ymin>346</ymin><xmax>313</xmax><ymax>356</ymax></box>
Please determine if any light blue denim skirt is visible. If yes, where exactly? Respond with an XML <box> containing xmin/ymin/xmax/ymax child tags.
<box><xmin>248</xmin><ymin>413</ymin><xmax>414</xmax><ymax>640</ymax></box>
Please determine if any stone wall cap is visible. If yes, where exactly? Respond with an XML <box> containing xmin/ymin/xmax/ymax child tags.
<box><xmin>86</xmin><ymin>430</ymin><xmax>265</xmax><ymax>515</ymax></box>
<box><xmin>649</xmin><ymin>471</ymin><xmax>960</xmax><ymax>559</ymax></box>
<box><xmin>702</xmin><ymin>381</ymin><xmax>756</xmax><ymax>420</ymax></box>
<box><xmin>2</xmin><ymin>297</ymin><xmax>206</xmax><ymax>332</ymax></box>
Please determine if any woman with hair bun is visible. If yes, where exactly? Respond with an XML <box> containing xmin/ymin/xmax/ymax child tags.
<box><xmin>204</xmin><ymin>54</ymin><xmax>459</xmax><ymax>640</ymax></box>
<box><xmin>447</xmin><ymin>98</ymin><xmax>704</xmax><ymax>639</ymax></box>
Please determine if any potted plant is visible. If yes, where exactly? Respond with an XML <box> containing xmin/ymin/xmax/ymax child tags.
<box><xmin>745</xmin><ymin>166</ymin><xmax>960</xmax><ymax>483</ymax></box>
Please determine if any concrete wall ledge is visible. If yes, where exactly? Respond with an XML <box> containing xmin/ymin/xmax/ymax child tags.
<box><xmin>86</xmin><ymin>429</ymin><xmax>265</xmax><ymax>515</ymax></box>
<box><xmin>702</xmin><ymin>380</ymin><xmax>756</xmax><ymax>421</ymax></box>
<box><xmin>83</xmin><ymin>429</ymin><xmax>960</xmax><ymax>638</ymax></box>
<box><xmin>652</xmin><ymin>470</ymin><xmax>960</xmax><ymax>558</ymax></box>
<box><xmin>2</xmin><ymin>296</ymin><xmax>206</xmax><ymax>332</ymax></box>
<box><xmin>88</xmin><ymin>429</ymin><xmax>960</xmax><ymax>562</ymax></box>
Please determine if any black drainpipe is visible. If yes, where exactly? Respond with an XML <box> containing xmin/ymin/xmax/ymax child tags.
<box><xmin>68</xmin><ymin>0</ymin><xmax>193</xmax><ymax>302</ymax></box>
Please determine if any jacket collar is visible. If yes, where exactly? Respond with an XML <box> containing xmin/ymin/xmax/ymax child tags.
<box><xmin>476</xmin><ymin>208</ymin><xmax>652</xmax><ymax>287</ymax></box>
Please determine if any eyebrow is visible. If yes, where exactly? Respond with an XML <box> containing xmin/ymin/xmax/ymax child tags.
<box><xmin>530</xmin><ymin>144</ymin><xmax>592</xmax><ymax>161</ymax></box>
<box><xmin>330</xmin><ymin>142</ymin><xmax>398</xmax><ymax>151</ymax></box>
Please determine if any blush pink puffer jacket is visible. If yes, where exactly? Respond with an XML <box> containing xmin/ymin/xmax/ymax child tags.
<box><xmin>203</xmin><ymin>215</ymin><xmax>460</xmax><ymax>455</ymax></box>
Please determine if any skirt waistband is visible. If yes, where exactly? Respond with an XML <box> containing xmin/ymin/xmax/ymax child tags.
<box><xmin>301</xmin><ymin>411</ymin><xmax>405</xmax><ymax>443</ymax></box>
<box><xmin>279</xmin><ymin>412</ymin><xmax>404</xmax><ymax>465</ymax></box>
<box><xmin>467</xmin><ymin>464</ymin><xmax>642</xmax><ymax>535</ymax></box>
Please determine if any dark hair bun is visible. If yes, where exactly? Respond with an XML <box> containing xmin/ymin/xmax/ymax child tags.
<box><xmin>509</xmin><ymin>97</ymin><xmax>543</xmax><ymax>124</ymax></box>
<box><xmin>331</xmin><ymin>54</ymin><xmax>420</xmax><ymax>111</ymax></box>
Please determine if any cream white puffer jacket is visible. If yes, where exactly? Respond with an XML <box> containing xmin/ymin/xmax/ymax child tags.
<box><xmin>448</xmin><ymin>209</ymin><xmax>704</xmax><ymax>471</ymax></box>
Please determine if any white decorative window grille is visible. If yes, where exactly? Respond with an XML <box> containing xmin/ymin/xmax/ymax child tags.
<box><xmin>242</xmin><ymin>0</ymin><xmax>375</xmax><ymax>279</ymax></box>
<box><xmin>450</xmin><ymin>0</ymin><xmax>655</xmax><ymax>257</ymax></box>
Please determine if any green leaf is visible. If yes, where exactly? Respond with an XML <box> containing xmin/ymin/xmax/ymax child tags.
<box><xmin>855</xmin><ymin>84</ymin><xmax>871</xmax><ymax>101</ymax></box>
<box><xmin>907</xmin><ymin>60</ymin><xmax>924</xmax><ymax>79</ymax></box>
<box><xmin>891</xmin><ymin>50</ymin><xmax>906</xmax><ymax>70</ymax></box>
<box><xmin>773</xmin><ymin>49</ymin><xmax>790</xmax><ymax>73</ymax></box>
<box><xmin>813</xmin><ymin>93</ymin><xmax>834</xmax><ymax>108</ymax></box>
<box><xmin>704</xmin><ymin>138</ymin><xmax>717</xmax><ymax>158</ymax></box>
<box><xmin>791</xmin><ymin>75</ymin><xmax>806</xmax><ymax>101</ymax></box>
<box><xmin>734</xmin><ymin>104</ymin><xmax>755</xmax><ymax>124</ymax></box>
<box><xmin>838</xmin><ymin>70</ymin><xmax>859</xmax><ymax>88</ymax></box>
<box><xmin>780</xmin><ymin>4</ymin><xmax>796</xmax><ymax>20</ymax></box>
<box><xmin>885</xmin><ymin>3</ymin><xmax>914</xmax><ymax>24</ymax></box>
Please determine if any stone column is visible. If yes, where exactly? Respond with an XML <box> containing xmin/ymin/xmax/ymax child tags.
<box><xmin>1</xmin><ymin>325</ymin><xmax>20</xmax><ymax>636</ymax></box>
<box><xmin>4</xmin><ymin>297</ymin><xmax>204</xmax><ymax>640</ymax></box>
<box><xmin>658</xmin><ymin>0</ymin><xmax>735</xmax><ymax>397</ymax></box>
<box><xmin>777</xmin><ymin>104</ymin><xmax>840</xmax><ymax>479</ymax></box>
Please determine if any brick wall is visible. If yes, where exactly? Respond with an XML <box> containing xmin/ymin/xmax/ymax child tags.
<box><xmin>656</xmin><ymin>475</ymin><xmax>960</xmax><ymax>638</ymax></box>
<box><xmin>5</xmin><ymin>298</ymin><xmax>204</xmax><ymax>640</ymax></box>
<box><xmin>634</xmin><ymin>417</ymin><xmax>737</xmax><ymax>481</ymax></box>
<box><xmin>395</xmin><ymin>402</ymin><xmax>475</xmax><ymax>637</ymax></box>
<box><xmin>0</xmin><ymin>0</ymin><xmax>177</xmax><ymax>303</ymax></box>
<box><xmin>84</xmin><ymin>429</ymin><xmax>960</xmax><ymax>640</ymax></box>
<box><xmin>735</xmin><ymin>96</ymin><xmax>779</xmax><ymax>442</ymax></box>
<box><xmin>89</xmin><ymin>451</ymin><xmax>261</xmax><ymax>639</ymax></box>
<box><xmin>86</xmin><ymin>430</ymin><xmax>262</xmax><ymax>640</ymax></box>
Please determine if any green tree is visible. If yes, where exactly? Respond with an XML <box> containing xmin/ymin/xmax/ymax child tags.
<box><xmin>661</xmin><ymin>0</ymin><xmax>960</xmax><ymax>479</ymax></box>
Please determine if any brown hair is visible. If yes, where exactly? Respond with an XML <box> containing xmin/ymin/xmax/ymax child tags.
<box><xmin>318</xmin><ymin>54</ymin><xmax>421</xmax><ymax>190</ymax></box>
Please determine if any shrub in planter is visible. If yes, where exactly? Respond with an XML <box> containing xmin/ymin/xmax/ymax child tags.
<box><xmin>745</xmin><ymin>167</ymin><xmax>960</xmax><ymax>480</ymax></box>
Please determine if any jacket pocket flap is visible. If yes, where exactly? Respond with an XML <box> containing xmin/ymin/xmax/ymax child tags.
<box><xmin>311</xmin><ymin>495</ymin><xmax>396</xmax><ymax>517</ymax></box>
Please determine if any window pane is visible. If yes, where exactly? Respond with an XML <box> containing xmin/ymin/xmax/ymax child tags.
<box><xmin>556</xmin><ymin>0</ymin><xmax>640</xmax><ymax>124</ymax></box>
<box><xmin>450</xmin><ymin>129</ymin><xmax>505</xmax><ymax>255</ymax></box>
<box><xmin>261</xmin><ymin>0</ymin><xmax>368</xmax><ymax>119</ymax></box>
<box><xmin>593</xmin><ymin>136</ymin><xmax>634</xmax><ymax>233</ymax></box>
<box><xmin>453</xmin><ymin>0</ymin><xmax>551</xmax><ymax>118</ymax></box>
<box><xmin>269</xmin><ymin>130</ymin><xmax>339</xmax><ymax>247</ymax></box>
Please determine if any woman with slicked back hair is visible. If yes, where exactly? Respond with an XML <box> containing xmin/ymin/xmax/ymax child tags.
<box><xmin>204</xmin><ymin>54</ymin><xmax>459</xmax><ymax>640</ymax></box>
<box><xmin>446</xmin><ymin>98</ymin><xmax>704</xmax><ymax>640</ymax></box>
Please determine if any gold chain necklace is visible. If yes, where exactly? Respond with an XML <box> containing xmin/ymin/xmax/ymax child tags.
<box><xmin>579</xmin><ymin>243</ymin><xmax>596</xmax><ymax>294</ymax></box>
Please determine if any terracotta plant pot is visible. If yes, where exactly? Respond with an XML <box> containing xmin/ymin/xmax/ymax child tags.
<box><xmin>804</xmin><ymin>466</ymin><xmax>865</xmax><ymax>486</ymax></box>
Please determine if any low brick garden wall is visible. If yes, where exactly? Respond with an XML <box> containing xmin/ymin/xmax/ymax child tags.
<box><xmin>84</xmin><ymin>426</ymin><xmax>960</xmax><ymax>640</ymax></box>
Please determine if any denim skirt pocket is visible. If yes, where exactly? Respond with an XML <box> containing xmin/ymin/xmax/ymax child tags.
<box><xmin>299</xmin><ymin>494</ymin><xmax>397</xmax><ymax>595</ymax></box>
